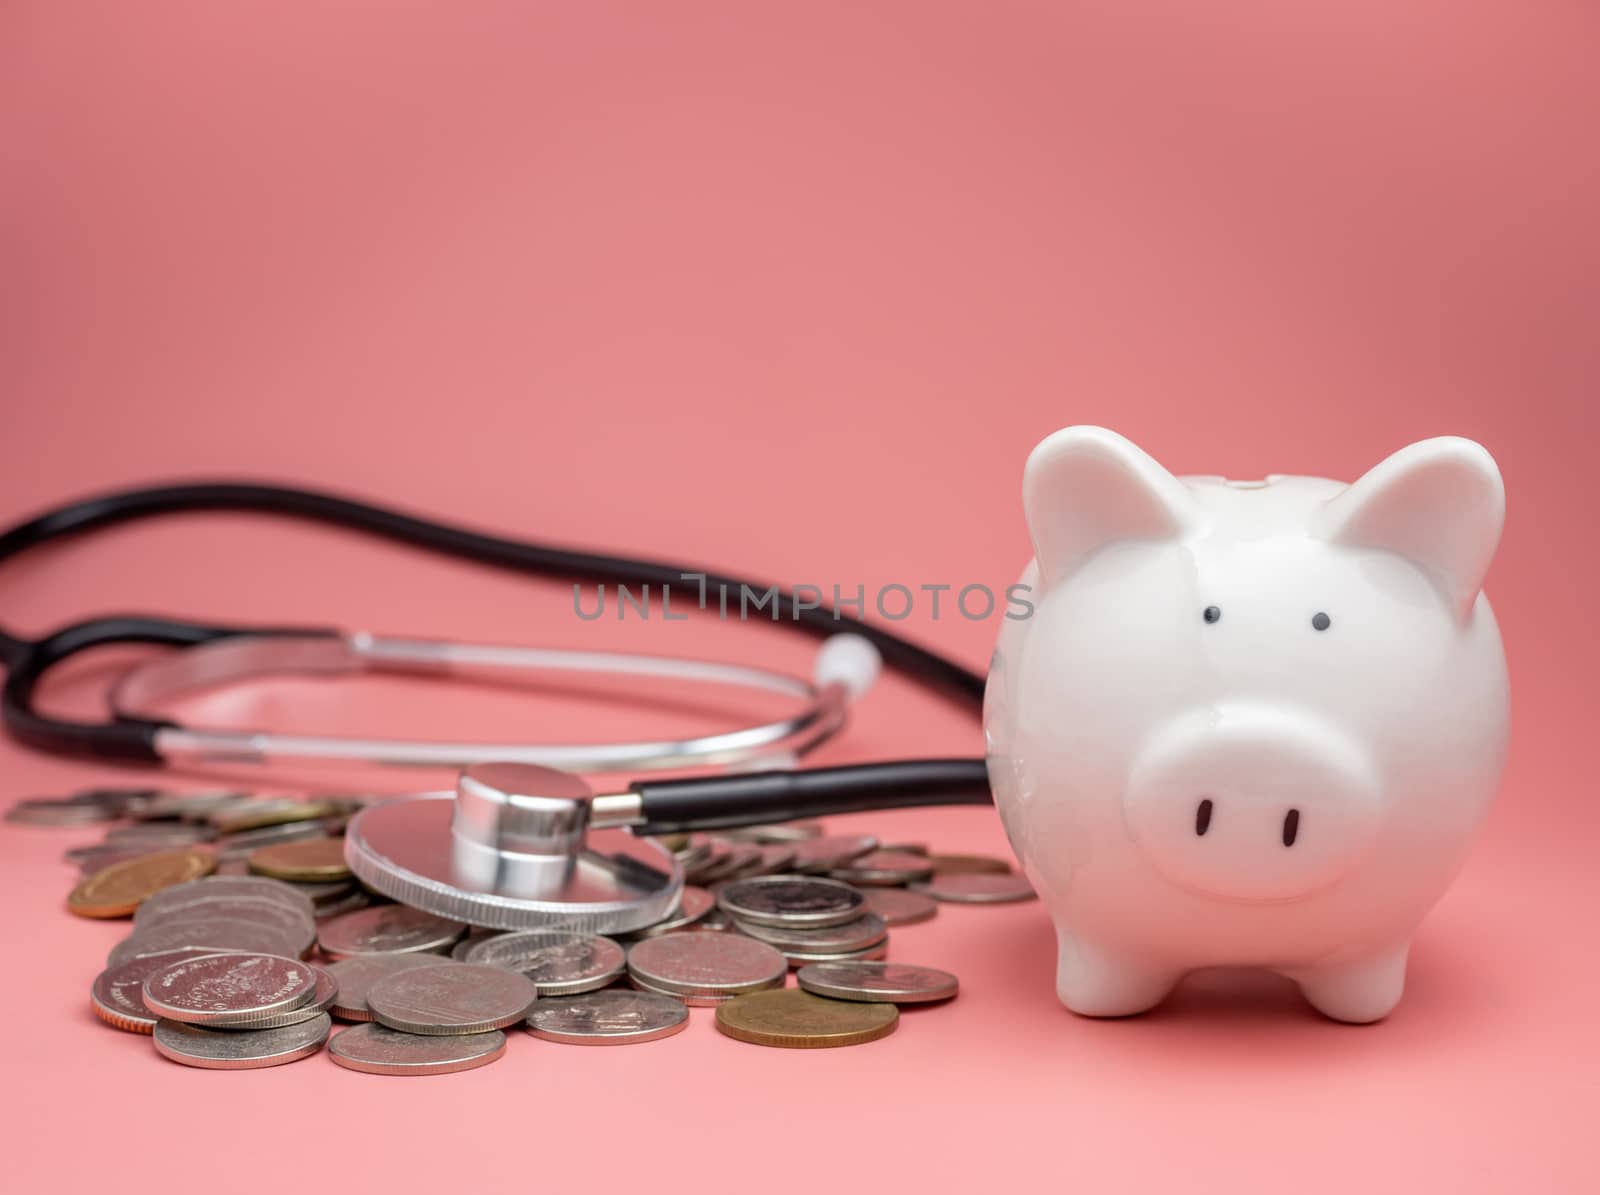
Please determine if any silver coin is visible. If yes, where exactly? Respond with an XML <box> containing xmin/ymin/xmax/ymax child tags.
<box><xmin>733</xmin><ymin>911</ymin><xmax>888</xmax><ymax>954</ymax></box>
<box><xmin>90</xmin><ymin>950</ymin><xmax>214</xmax><ymax>1033</ymax></box>
<box><xmin>913</xmin><ymin>873</ymin><xmax>1037</xmax><ymax>903</ymax></box>
<box><xmin>830</xmin><ymin>849</ymin><xmax>935</xmax><ymax>886</ymax></box>
<box><xmin>136</xmin><ymin>875</ymin><xmax>317</xmax><ymax>925</ymax></box>
<box><xmin>796</xmin><ymin>961</ymin><xmax>959</xmax><ymax>1003</ymax></box>
<box><xmin>673</xmin><ymin>839</ymin><xmax>714</xmax><ymax>870</ymax></box>
<box><xmin>714</xmin><ymin>822</ymin><xmax>824</xmax><ymax>844</ymax></box>
<box><xmin>287</xmin><ymin>878</ymin><xmax>358</xmax><ymax>905</ymax></box>
<box><xmin>452</xmin><ymin>928</ymin><xmax>507</xmax><ymax>960</ymax></box>
<box><xmin>687</xmin><ymin>843</ymin><xmax>762</xmax><ymax>885</ymax></box>
<box><xmin>137</xmin><ymin>898</ymin><xmax>316</xmax><ymax>954</ymax></box>
<box><xmin>313</xmin><ymin>890</ymin><xmax>372</xmax><ymax>920</ymax></box>
<box><xmin>465</xmin><ymin>931</ymin><xmax>627</xmax><ymax>996</ymax></box>
<box><xmin>786</xmin><ymin>834</ymin><xmax>879</xmax><ymax>873</ymax></box>
<box><xmin>626</xmin><ymin>931</ymin><xmax>787</xmax><ymax>998</ymax></box>
<box><xmin>108</xmin><ymin>918</ymin><xmax>304</xmax><ymax>968</ymax></box>
<box><xmin>862</xmin><ymin>887</ymin><xmax>939</xmax><ymax>926</ymax></box>
<box><xmin>780</xmin><ymin>941</ymin><xmax>890</xmax><ymax>967</ymax></box>
<box><xmin>526</xmin><ymin>989</ymin><xmax>689</xmax><ymax>1045</ymax></box>
<box><xmin>72</xmin><ymin>846</ymin><xmax>163</xmax><ymax>876</ymax></box>
<box><xmin>368</xmin><ymin>963</ymin><xmax>536</xmax><ymax>1034</ymax></box>
<box><xmin>328</xmin><ymin>1023</ymin><xmax>507</xmax><ymax>1076</ymax></box>
<box><xmin>317</xmin><ymin>905</ymin><xmax>466</xmax><ymax>958</ymax></box>
<box><xmin>127</xmin><ymin>791</ymin><xmax>250</xmax><ymax>821</ymax></box>
<box><xmin>6</xmin><ymin>793</ymin><xmax>129</xmax><ymax>826</ymax></box>
<box><xmin>104</xmin><ymin>823</ymin><xmax>215</xmax><ymax>846</ymax></box>
<box><xmin>142</xmin><ymin>952</ymin><xmax>317</xmax><ymax>1024</ymax></box>
<box><xmin>213</xmin><ymin>819</ymin><xmax>337</xmax><ymax>861</ymax></box>
<box><xmin>627</xmin><ymin>973</ymin><xmax>780</xmax><ymax>1006</ymax></box>
<box><xmin>153</xmin><ymin>1013</ymin><xmax>331</xmax><ymax>1069</ymax></box>
<box><xmin>219</xmin><ymin>965</ymin><xmax>340</xmax><ymax>1028</ymax></box>
<box><xmin>326</xmin><ymin>953</ymin><xmax>454</xmax><ymax>1021</ymax></box>
<box><xmin>623</xmin><ymin>886</ymin><xmax>716</xmax><ymax>939</ymax></box>
<box><xmin>717</xmin><ymin>876</ymin><xmax>866</xmax><ymax>928</ymax></box>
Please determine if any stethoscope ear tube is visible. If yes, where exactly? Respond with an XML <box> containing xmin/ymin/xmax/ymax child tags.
<box><xmin>619</xmin><ymin>758</ymin><xmax>993</xmax><ymax>834</ymax></box>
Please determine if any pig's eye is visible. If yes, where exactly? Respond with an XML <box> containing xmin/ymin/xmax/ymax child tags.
<box><xmin>1311</xmin><ymin>612</ymin><xmax>1331</xmax><ymax>631</ymax></box>
<box><xmin>1202</xmin><ymin>606</ymin><xmax>1222</xmax><ymax>624</ymax></box>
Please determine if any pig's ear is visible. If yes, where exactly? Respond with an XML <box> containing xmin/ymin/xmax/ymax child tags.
<box><xmin>1023</xmin><ymin>427</ymin><xmax>1200</xmax><ymax>585</ymax></box>
<box><xmin>1317</xmin><ymin>437</ymin><xmax>1504</xmax><ymax>620</ymax></box>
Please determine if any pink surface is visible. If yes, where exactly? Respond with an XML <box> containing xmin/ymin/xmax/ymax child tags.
<box><xmin>3</xmin><ymin>1</ymin><xmax>1596</xmax><ymax>1190</ymax></box>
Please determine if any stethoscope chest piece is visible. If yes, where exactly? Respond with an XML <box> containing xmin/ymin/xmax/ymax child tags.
<box><xmin>344</xmin><ymin>763</ymin><xmax>683</xmax><ymax>933</ymax></box>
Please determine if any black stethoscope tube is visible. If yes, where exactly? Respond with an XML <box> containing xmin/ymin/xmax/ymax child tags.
<box><xmin>0</xmin><ymin>482</ymin><xmax>993</xmax><ymax>821</ymax></box>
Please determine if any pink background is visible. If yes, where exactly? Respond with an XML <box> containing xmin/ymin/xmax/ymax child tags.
<box><xmin>3</xmin><ymin>1</ymin><xmax>1596</xmax><ymax>1190</ymax></box>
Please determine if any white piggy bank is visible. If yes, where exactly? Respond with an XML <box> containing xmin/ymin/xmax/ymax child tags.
<box><xmin>984</xmin><ymin>427</ymin><xmax>1508</xmax><ymax>1023</ymax></box>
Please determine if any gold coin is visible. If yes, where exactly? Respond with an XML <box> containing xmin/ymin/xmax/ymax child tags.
<box><xmin>67</xmin><ymin>849</ymin><xmax>216</xmax><ymax>919</ymax></box>
<box><xmin>714</xmin><ymin>987</ymin><xmax>898</xmax><ymax>1048</ymax></box>
<box><xmin>211</xmin><ymin>800</ymin><xmax>343</xmax><ymax>834</ymax></box>
<box><xmin>928</xmin><ymin>853</ymin><xmax>1013</xmax><ymax>876</ymax></box>
<box><xmin>247</xmin><ymin>836</ymin><xmax>350</xmax><ymax>881</ymax></box>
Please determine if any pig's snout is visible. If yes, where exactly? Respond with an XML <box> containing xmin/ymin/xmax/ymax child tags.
<box><xmin>1124</xmin><ymin>706</ymin><xmax>1382</xmax><ymax>903</ymax></box>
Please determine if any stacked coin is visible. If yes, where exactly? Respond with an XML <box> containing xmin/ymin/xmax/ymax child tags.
<box><xmin>141</xmin><ymin>952</ymin><xmax>336</xmax><ymax>1069</ymax></box>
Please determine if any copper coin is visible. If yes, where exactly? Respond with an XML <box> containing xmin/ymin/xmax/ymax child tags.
<box><xmin>247</xmin><ymin>836</ymin><xmax>351</xmax><ymax>882</ymax></box>
<box><xmin>68</xmin><ymin>849</ymin><xmax>217</xmax><ymax>919</ymax></box>
<box><xmin>714</xmin><ymin>987</ymin><xmax>898</xmax><ymax>1048</ymax></box>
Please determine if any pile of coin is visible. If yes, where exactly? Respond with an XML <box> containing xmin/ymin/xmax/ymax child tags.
<box><xmin>12</xmin><ymin>786</ymin><xmax>1034</xmax><ymax>1067</ymax></box>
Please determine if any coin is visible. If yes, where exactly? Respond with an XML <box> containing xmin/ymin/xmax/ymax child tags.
<box><xmin>153</xmin><ymin>1013</ymin><xmax>331</xmax><ymax>1070</ymax></box>
<box><xmin>829</xmin><ymin>849</ymin><xmax>935</xmax><ymax>886</ymax></box>
<box><xmin>313</xmin><ymin>890</ymin><xmax>371</xmax><ymax>920</ymax></box>
<box><xmin>367</xmin><ymin>963</ymin><xmax>536</xmax><ymax>1035</ymax></box>
<box><xmin>90</xmin><ymin>950</ymin><xmax>214</xmax><ymax>1034</ymax></box>
<box><xmin>326</xmin><ymin>953</ymin><xmax>453</xmax><ymax>1021</ymax></box>
<box><xmin>213</xmin><ymin>820</ymin><xmax>334</xmax><ymax>861</ymax></box>
<box><xmin>623</xmin><ymin>886</ymin><xmax>716</xmax><ymax>939</ymax></box>
<box><xmin>525</xmin><ymin>989</ymin><xmax>689</xmax><ymax>1045</ymax></box>
<box><xmin>107</xmin><ymin>917</ymin><xmax>305</xmax><ymax>967</ymax></box>
<box><xmin>127</xmin><ymin>791</ymin><xmax>249</xmax><ymax>821</ymax></box>
<box><xmin>104</xmin><ymin>823</ymin><xmax>215</xmax><ymax>847</ymax></box>
<box><xmin>247</xmin><ymin>836</ymin><xmax>351</xmax><ymax>881</ymax></box>
<box><xmin>6</xmin><ymin>797</ymin><xmax>122</xmax><ymax>826</ymax></box>
<box><xmin>328</xmin><ymin>1023</ymin><xmax>507</xmax><ymax>1076</ymax></box>
<box><xmin>715</xmin><ymin>988</ymin><xmax>898</xmax><ymax>1048</ymax></box>
<box><xmin>914</xmin><ymin>873</ymin><xmax>1037</xmax><ymax>903</ymax></box>
<box><xmin>464</xmin><ymin>931</ymin><xmax>627</xmax><ymax>996</ymax></box>
<box><xmin>135</xmin><ymin>875</ymin><xmax>317</xmax><ymax>925</ymax></box>
<box><xmin>68</xmin><ymin>850</ymin><xmax>217</xmax><ymax>919</ymax></box>
<box><xmin>780</xmin><ymin>941</ymin><xmax>890</xmax><ymax>967</ymax></box>
<box><xmin>862</xmin><ymin>887</ymin><xmax>939</xmax><ymax>927</ymax></box>
<box><xmin>626</xmin><ymin>975</ymin><xmax>768</xmax><ymax>1007</ymax></box>
<box><xmin>795</xmin><ymin>960</ymin><xmax>959</xmax><ymax>1004</ymax></box>
<box><xmin>717</xmin><ymin>875</ymin><xmax>866</xmax><ymax>928</ymax></box>
<box><xmin>626</xmin><ymin>931</ymin><xmax>787</xmax><ymax>999</ymax></box>
<box><xmin>732</xmin><ymin>911</ymin><xmax>888</xmax><ymax>954</ymax></box>
<box><xmin>927</xmin><ymin>853</ymin><xmax>1013</xmax><ymax>876</ymax></box>
<box><xmin>687</xmin><ymin>843</ymin><xmax>761</xmax><ymax>885</ymax></box>
<box><xmin>786</xmin><ymin>834</ymin><xmax>878</xmax><ymax>873</ymax></box>
<box><xmin>138</xmin><ymin>897</ymin><xmax>316</xmax><ymax>953</ymax></box>
<box><xmin>220</xmin><ymin>965</ymin><xmax>340</xmax><ymax>1028</ymax></box>
<box><xmin>72</xmin><ymin>846</ymin><xmax>162</xmax><ymax>876</ymax></box>
<box><xmin>142</xmin><ymin>952</ymin><xmax>318</xmax><ymax>1025</ymax></box>
<box><xmin>317</xmin><ymin>905</ymin><xmax>466</xmax><ymax>958</ymax></box>
<box><xmin>210</xmin><ymin>799</ymin><xmax>345</xmax><ymax>834</ymax></box>
<box><xmin>714</xmin><ymin>821</ymin><xmax>824</xmax><ymax>844</ymax></box>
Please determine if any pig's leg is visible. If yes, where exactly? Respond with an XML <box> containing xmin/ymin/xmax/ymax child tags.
<box><xmin>1287</xmin><ymin>943</ymin><xmax>1409</xmax><ymax>1024</ymax></box>
<box><xmin>1055</xmin><ymin>932</ymin><xmax>1177</xmax><ymax>1017</ymax></box>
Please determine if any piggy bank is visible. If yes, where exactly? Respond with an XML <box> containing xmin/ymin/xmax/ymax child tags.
<box><xmin>984</xmin><ymin>427</ymin><xmax>1508</xmax><ymax>1023</ymax></box>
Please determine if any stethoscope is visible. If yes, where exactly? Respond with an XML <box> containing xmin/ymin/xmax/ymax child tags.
<box><xmin>0</xmin><ymin>482</ymin><xmax>994</xmax><ymax>932</ymax></box>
